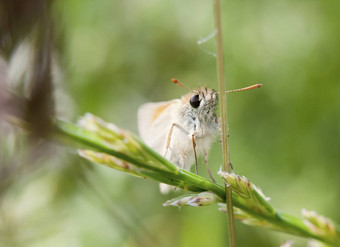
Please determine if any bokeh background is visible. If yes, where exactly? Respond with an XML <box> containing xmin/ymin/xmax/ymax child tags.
<box><xmin>0</xmin><ymin>0</ymin><xmax>339</xmax><ymax>246</ymax></box>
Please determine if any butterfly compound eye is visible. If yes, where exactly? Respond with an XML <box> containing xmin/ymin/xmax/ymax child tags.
<box><xmin>190</xmin><ymin>94</ymin><xmax>200</xmax><ymax>108</ymax></box>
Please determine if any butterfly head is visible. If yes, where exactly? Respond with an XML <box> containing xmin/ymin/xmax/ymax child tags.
<box><xmin>181</xmin><ymin>87</ymin><xmax>218</xmax><ymax>119</ymax></box>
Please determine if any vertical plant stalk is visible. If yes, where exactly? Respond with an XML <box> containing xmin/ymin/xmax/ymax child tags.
<box><xmin>214</xmin><ymin>0</ymin><xmax>236</xmax><ymax>246</ymax></box>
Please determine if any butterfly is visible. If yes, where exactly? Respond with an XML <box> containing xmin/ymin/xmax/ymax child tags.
<box><xmin>138</xmin><ymin>79</ymin><xmax>261</xmax><ymax>193</ymax></box>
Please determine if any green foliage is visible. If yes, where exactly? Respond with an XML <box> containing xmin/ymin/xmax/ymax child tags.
<box><xmin>57</xmin><ymin>114</ymin><xmax>340</xmax><ymax>246</ymax></box>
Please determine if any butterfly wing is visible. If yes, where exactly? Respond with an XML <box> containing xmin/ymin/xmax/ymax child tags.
<box><xmin>137</xmin><ymin>99</ymin><xmax>180</xmax><ymax>154</ymax></box>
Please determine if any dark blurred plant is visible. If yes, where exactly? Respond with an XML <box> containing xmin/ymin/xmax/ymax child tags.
<box><xmin>0</xmin><ymin>0</ymin><xmax>55</xmax><ymax>196</ymax></box>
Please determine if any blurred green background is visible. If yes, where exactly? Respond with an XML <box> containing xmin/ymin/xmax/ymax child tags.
<box><xmin>1</xmin><ymin>0</ymin><xmax>339</xmax><ymax>246</ymax></box>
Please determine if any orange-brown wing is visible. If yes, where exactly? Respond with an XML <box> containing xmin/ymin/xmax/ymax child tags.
<box><xmin>137</xmin><ymin>100</ymin><xmax>180</xmax><ymax>153</ymax></box>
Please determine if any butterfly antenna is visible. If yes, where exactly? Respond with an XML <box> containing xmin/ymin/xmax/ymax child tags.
<box><xmin>171</xmin><ymin>78</ymin><xmax>194</xmax><ymax>92</ymax></box>
<box><xmin>223</xmin><ymin>83</ymin><xmax>262</xmax><ymax>93</ymax></box>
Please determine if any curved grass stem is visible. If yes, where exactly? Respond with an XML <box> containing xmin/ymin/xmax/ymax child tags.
<box><xmin>51</xmin><ymin>116</ymin><xmax>340</xmax><ymax>246</ymax></box>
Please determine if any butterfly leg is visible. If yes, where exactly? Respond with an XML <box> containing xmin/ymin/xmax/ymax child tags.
<box><xmin>164</xmin><ymin>123</ymin><xmax>190</xmax><ymax>158</ymax></box>
<box><xmin>180</xmin><ymin>150</ymin><xmax>186</xmax><ymax>169</ymax></box>
<box><xmin>204</xmin><ymin>152</ymin><xmax>216</xmax><ymax>183</ymax></box>
<box><xmin>191</xmin><ymin>134</ymin><xmax>198</xmax><ymax>174</ymax></box>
